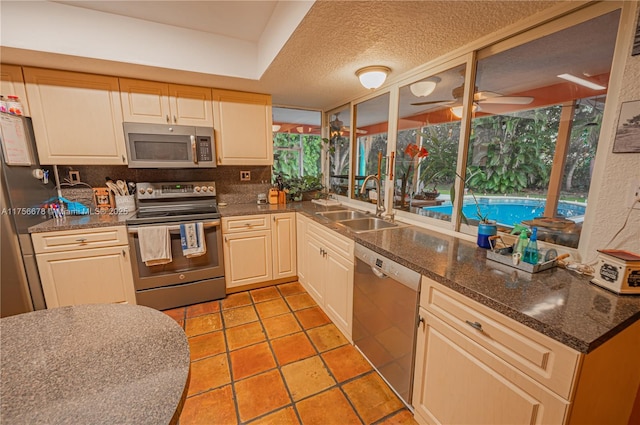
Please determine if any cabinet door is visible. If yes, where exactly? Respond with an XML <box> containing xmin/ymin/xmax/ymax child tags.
<box><xmin>304</xmin><ymin>234</ymin><xmax>325</xmax><ymax>305</ymax></box>
<box><xmin>0</xmin><ymin>64</ymin><xmax>30</xmax><ymax>116</ymax></box>
<box><xmin>223</xmin><ymin>229</ymin><xmax>272</xmax><ymax>288</ymax></box>
<box><xmin>212</xmin><ymin>89</ymin><xmax>272</xmax><ymax>165</ymax></box>
<box><xmin>119</xmin><ymin>78</ymin><xmax>171</xmax><ymax>124</ymax></box>
<box><xmin>36</xmin><ymin>246</ymin><xmax>136</xmax><ymax>308</ymax></box>
<box><xmin>296</xmin><ymin>214</ymin><xmax>308</xmax><ymax>285</ymax></box>
<box><xmin>324</xmin><ymin>249</ymin><xmax>354</xmax><ymax>339</ymax></box>
<box><xmin>271</xmin><ymin>213</ymin><xmax>297</xmax><ymax>280</ymax></box>
<box><xmin>169</xmin><ymin>84</ymin><xmax>213</xmax><ymax>126</ymax></box>
<box><xmin>412</xmin><ymin>309</ymin><xmax>568</xmax><ymax>425</ymax></box>
<box><xmin>23</xmin><ymin>67</ymin><xmax>127</xmax><ymax>165</ymax></box>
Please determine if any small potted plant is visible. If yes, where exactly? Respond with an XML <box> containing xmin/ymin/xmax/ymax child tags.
<box><xmin>283</xmin><ymin>175</ymin><xmax>325</xmax><ymax>202</ymax></box>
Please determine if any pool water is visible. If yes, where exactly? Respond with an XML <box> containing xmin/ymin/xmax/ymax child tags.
<box><xmin>424</xmin><ymin>197</ymin><xmax>586</xmax><ymax>227</ymax></box>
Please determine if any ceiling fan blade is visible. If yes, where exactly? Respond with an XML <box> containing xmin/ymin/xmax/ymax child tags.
<box><xmin>478</xmin><ymin>96</ymin><xmax>534</xmax><ymax>105</ymax></box>
<box><xmin>410</xmin><ymin>100</ymin><xmax>454</xmax><ymax>106</ymax></box>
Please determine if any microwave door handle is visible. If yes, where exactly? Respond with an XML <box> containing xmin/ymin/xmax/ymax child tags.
<box><xmin>191</xmin><ymin>135</ymin><xmax>198</xmax><ymax>165</ymax></box>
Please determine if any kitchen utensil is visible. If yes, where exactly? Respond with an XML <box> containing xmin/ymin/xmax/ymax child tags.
<box><xmin>128</xmin><ymin>182</ymin><xmax>136</xmax><ymax>195</ymax></box>
<box><xmin>116</xmin><ymin>180</ymin><xmax>128</xmax><ymax>195</ymax></box>
<box><xmin>105</xmin><ymin>181</ymin><xmax>120</xmax><ymax>196</ymax></box>
<box><xmin>539</xmin><ymin>253</ymin><xmax>569</xmax><ymax>267</ymax></box>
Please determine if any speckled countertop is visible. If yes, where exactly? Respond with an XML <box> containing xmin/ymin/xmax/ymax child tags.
<box><xmin>27</xmin><ymin>201</ymin><xmax>640</xmax><ymax>353</ymax></box>
<box><xmin>0</xmin><ymin>304</ymin><xmax>190</xmax><ymax>425</ymax></box>
<box><xmin>28</xmin><ymin>211</ymin><xmax>135</xmax><ymax>233</ymax></box>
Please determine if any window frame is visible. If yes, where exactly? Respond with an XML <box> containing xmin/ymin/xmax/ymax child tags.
<box><xmin>322</xmin><ymin>1</ymin><xmax>625</xmax><ymax>248</ymax></box>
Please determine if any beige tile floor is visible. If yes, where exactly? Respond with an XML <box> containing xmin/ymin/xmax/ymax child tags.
<box><xmin>162</xmin><ymin>282</ymin><xmax>419</xmax><ymax>425</ymax></box>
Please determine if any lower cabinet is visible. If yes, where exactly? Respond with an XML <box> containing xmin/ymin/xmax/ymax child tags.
<box><xmin>32</xmin><ymin>226</ymin><xmax>136</xmax><ymax>308</ymax></box>
<box><xmin>413</xmin><ymin>276</ymin><xmax>640</xmax><ymax>425</ymax></box>
<box><xmin>297</xmin><ymin>213</ymin><xmax>354</xmax><ymax>340</ymax></box>
<box><xmin>222</xmin><ymin>213</ymin><xmax>296</xmax><ymax>290</ymax></box>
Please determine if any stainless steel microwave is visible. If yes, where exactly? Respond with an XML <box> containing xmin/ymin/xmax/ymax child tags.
<box><xmin>124</xmin><ymin>122</ymin><xmax>216</xmax><ymax>168</ymax></box>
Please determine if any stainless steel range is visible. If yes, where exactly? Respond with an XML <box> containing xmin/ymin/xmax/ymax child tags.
<box><xmin>126</xmin><ymin>181</ymin><xmax>225</xmax><ymax>310</ymax></box>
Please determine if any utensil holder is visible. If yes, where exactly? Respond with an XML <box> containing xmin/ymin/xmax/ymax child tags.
<box><xmin>115</xmin><ymin>195</ymin><xmax>135</xmax><ymax>213</ymax></box>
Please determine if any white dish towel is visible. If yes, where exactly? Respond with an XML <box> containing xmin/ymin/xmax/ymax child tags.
<box><xmin>137</xmin><ymin>226</ymin><xmax>172</xmax><ymax>266</ymax></box>
<box><xmin>180</xmin><ymin>222</ymin><xmax>206</xmax><ymax>258</ymax></box>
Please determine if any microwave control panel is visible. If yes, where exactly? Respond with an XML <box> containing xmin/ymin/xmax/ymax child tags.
<box><xmin>198</xmin><ymin>137</ymin><xmax>213</xmax><ymax>162</ymax></box>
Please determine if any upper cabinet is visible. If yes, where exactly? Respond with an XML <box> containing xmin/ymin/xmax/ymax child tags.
<box><xmin>119</xmin><ymin>78</ymin><xmax>213</xmax><ymax>126</ymax></box>
<box><xmin>0</xmin><ymin>64</ymin><xmax>30</xmax><ymax>116</ymax></box>
<box><xmin>212</xmin><ymin>89</ymin><xmax>273</xmax><ymax>166</ymax></box>
<box><xmin>23</xmin><ymin>67</ymin><xmax>127</xmax><ymax>165</ymax></box>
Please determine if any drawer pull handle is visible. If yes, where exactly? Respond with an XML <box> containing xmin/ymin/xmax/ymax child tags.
<box><xmin>418</xmin><ymin>316</ymin><xmax>425</xmax><ymax>328</ymax></box>
<box><xmin>76</xmin><ymin>238</ymin><xmax>87</xmax><ymax>243</ymax></box>
<box><xmin>465</xmin><ymin>320</ymin><xmax>484</xmax><ymax>332</ymax></box>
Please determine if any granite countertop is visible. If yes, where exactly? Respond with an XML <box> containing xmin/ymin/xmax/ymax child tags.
<box><xmin>26</xmin><ymin>201</ymin><xmax>640</xmax><ymax>353</ymax></box>
<box><xmin>0</xmin><ymin>304</ymin><xmax>190</xmax><ymax>425</ymax></box>
<box><xmin>28</xmin><ymin>211</ymin><xmax>135</xmax><ymax>233</ymax></box>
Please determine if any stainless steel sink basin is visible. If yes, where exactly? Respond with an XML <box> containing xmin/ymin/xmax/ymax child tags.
<box><xmin>316</xmin><ymin>210</ymin><xmax>370</xmax><ymax>221</ymax></box>
<box><xmin>337</xmin><ymin>217</ymin><xmax>400</xmax><ymax>233</ymax></box>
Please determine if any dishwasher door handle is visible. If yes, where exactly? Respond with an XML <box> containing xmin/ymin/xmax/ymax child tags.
<box><xmin>371</xmin><ymin>266</ymin><xmax>387</xmax><ymax>279</ymax></box>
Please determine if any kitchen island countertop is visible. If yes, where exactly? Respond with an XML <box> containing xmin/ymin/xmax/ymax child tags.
<box><xmin>0</xmin><ymin>303</ymin><xmax>190</xmax><ymax>425</ymax></box>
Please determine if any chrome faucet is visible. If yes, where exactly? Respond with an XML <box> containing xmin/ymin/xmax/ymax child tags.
<box><xmin>361</xmin><ymin>175</ymin><xmax>385</xmax><ymax>217</ymax></box>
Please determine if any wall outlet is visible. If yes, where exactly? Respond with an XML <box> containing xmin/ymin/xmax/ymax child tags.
<box><xmin>631</xmin><ymin>179</ymin><xmax>640</xmax><ymax>210</ymax></box>
<box><xmin>240</xmin><ymin>171</ymin><xmax>251</xmax><ymax>181</ymax></box>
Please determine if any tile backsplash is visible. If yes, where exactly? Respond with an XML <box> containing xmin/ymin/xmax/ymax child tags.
<box><xmin>57</xmin><ymin>165</ymin><xmax>272</xmax><ymax>205</ymax></box>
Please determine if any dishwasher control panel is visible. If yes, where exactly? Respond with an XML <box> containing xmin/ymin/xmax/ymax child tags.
<box><xmin>355</xmin><ymin>243</ymin><xmax>421</xmax><ymax>290</ymax></box>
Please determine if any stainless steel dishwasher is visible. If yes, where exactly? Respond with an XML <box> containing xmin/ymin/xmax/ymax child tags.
<box><xmin>353</xmin><ymin>243</ymin><xmax>421</xmax><ymax>407</ymax></box>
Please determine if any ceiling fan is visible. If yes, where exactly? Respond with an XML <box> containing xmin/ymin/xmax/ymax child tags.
<box><xmin>329</xmin><ymin>114</ymin><xmax>367</xmax><ymax>135</ymax></box>
<box><xmin>411</xmin><ymin>83</ymin><xmax>534</xmax><ymax>110</ymax></box>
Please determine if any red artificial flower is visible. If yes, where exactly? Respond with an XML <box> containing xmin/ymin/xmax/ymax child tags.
<box><xmin>405</xmin><ymin>143</ymin><xmax>429</xmax><ymax>159</ymax></box>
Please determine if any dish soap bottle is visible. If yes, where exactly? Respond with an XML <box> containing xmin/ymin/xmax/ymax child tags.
<box><xmin>515</xmin><ymin>229</ymin><xmax>529</xmax><ymax>255</ymax></box>
<box><xmin>523</xmin><ymin>227</ymin><xmax>539</xmax><ymax>264</ymax></box>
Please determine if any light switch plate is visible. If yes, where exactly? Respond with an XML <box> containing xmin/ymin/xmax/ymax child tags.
<box><xmin>240</xmin><ymin>171</ymin><xmax>251</xmax><ymax>181</ymax></box>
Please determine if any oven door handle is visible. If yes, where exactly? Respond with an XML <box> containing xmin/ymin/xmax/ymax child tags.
<box><xmin>127</xmin><ymin>220</ymin><xmax>221</xmax><ymax>234</ymax></box>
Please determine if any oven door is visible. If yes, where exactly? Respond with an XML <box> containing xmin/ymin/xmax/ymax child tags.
<box><xmin>127</xmin><ymin>219</ymin><xmax>224</xmax><ymax>290</ymax></box>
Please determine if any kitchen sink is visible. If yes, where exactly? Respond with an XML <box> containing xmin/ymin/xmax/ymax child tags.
<box><xmin>316</xmin><ymin>210</ymin><xmax>371</xmax><ymax>221</ymax></box>
<box><xmin>336</xmin><ymin>217</ymin><xmax>401</xmax><ymax>233</ymax></box>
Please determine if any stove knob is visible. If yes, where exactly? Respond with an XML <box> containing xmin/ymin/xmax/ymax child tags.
<box><xmin>194</xmin><ymin>186</ymin><xmax>201</xmax><ymax>192</ymax></box>
<box><xmin>139</xmin><ymin>189</ymin><xmax>145</xmax><ymax>195</ymax></box>
<box><xmin>146</xmin><ymin>188</ymin><xmax>154</xmax><ymax>194</ymax></box>
<box><xmin>208</xmin><ymin>186</ymin><xmax>214</xmax><ymax>192</ymax></box>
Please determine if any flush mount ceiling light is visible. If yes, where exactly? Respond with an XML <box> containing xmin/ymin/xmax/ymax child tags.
<box><xmin>272</xmin><ymin>124</ymin><xmax>281</xmax><ymax>132</ymax></box>
<box><xmin>557</xmin><ymin>73</ymin><xmax>606</xmax><ymax>90</ymax></box>
<box><xmin>356</xmin><ymin>66</ymin><xmax>391</xmax><ymax>89</ymax></box>
<box><xmin>409</xmin><ymin>77</ymin><xmax>441</xmax><ymax>97</ymax></box>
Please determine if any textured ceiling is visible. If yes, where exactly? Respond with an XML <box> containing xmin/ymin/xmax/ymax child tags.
<box><xmin>261</xmin><ymin>0</ymin><xmax>561</xmax><ymax>110</ymax></box>
<box><xmin>2</xmin><ymin>0</ymin><xmax>563</xmax><ymax>111</ymax></box>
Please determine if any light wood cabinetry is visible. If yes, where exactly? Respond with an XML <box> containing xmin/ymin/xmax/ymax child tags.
<box><xmin>212</xmin><ymin>89</ymin><xmax>272</xmax><ymax>166</ymax></box>
<box><xmin>32</xmin><ymin>226</ymin><xmax>136</xmax><ymax>308</ymax></box>
<box><xmin>23</xmin><ymin>67</ymin><xmax>127</xmax><ymax>165</ymax></box>
<box><xmin>0</xmin><ymin>64</ymin><xmax>30</xmax><ymax>116</ymax></box>
<box><xmin>119</xmin><ymin>78</ymin><xmax>213</xmax><ymax>126</ymax></box>
<box><xmin>296</xmin><ymin>213</ymin><xmax>308</xmax><ymax>285</ymax></box>
<box><xmin>222</xmin><ymin>213</ymin><xmax>296</xmax><ymax>290</ymax></box>
<box><xmin>413</xmin><ymin>276</ymin><xmax>640</xmax><ymax>425</ymax></box>
<box><xmin>297</xmin><ymin>213</ymin><xmax>354</xmax><ymax>340</ymax></box>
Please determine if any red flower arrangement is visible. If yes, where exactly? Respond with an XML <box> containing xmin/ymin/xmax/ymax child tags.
<box><xmin>405</xmin><ymin>143</ymin><xmax>429</xmax><ymax>159</ymax></box>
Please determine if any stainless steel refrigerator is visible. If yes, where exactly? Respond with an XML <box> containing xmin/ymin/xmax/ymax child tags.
<box><xmin>1</xmin><ymin>113</ymin><xmax>56</xmax><ymax>317</ymax></box>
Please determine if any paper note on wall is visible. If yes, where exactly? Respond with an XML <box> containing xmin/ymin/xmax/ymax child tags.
<box><xmin>0</xmin><ymin>114</ymin><xmax>32</xmax><ymax>166</ymax></box>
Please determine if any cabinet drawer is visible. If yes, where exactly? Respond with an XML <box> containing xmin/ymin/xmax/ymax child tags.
<box><xmin>222</xmin><ymin>215</ymin><xmax>270</xmax><ymax>233</ymax></box>
<box><xmin>307</xmin><ymin>220</ymin><xmax>354</xmax><ymax>260</ymax></box>
<box><xmin>32</xmin><ymin>226</ymin><xmax>128</xmax><ymax>254</ymax></box>
<box><xmin>421</xmin><ymin>277</ymin><xmax>580</xmax><ymax>399</ymax></box>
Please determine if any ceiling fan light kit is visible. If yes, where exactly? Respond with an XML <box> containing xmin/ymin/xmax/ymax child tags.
<box><xmin>356</xmin><ymin>66</ymin><xmax>391</xmax><ymax>89</ymax></box>
<box><xmin>409</xmin><ymin>77</ymin><xmax>441</xmax><ymax>97</ymax></box>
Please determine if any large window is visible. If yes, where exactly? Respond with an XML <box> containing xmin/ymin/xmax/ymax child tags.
<box><xmin>328</xmin><ymin>105</ymin><xmax>351</xmax><ymax>196</ymax></box>
<box><xmin>326</xmin><ymin>6</ymin><xmax>620</xmax><ymax>249</ymax></box>
<box><xmin>272</xmin><ymin>107</ymin><xmax>323</xmax><ymax>180</ymax></box>
<box><xmin>352</xmin><ymin>93</ymin><xmax>390</xmax><ymax>202</ymax></box>
<box><xmin>395</xmin><ymin>65</ymin><xmax>465</xmax><ymax>222</ymax></box>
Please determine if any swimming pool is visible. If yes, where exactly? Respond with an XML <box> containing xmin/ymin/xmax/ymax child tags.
<box><xmin>423</xmin><ymin>197</ymin><xmax>586</xmax><ymax>227</ymax></box>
